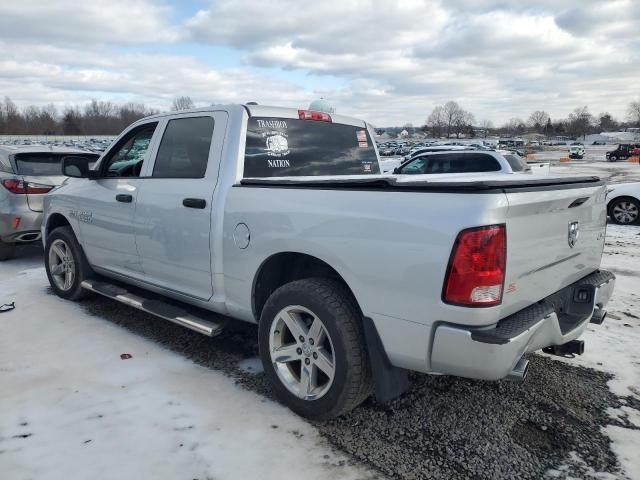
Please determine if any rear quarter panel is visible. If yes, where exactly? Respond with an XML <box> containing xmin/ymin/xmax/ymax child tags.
<box><xmin>221</xmin><ymin>186</ymin><xmax>510</xmax><ymax>371</ymax></box>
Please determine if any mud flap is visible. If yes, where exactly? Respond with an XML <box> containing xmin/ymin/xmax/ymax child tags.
<box><xmin>362</xmin><ymin>316</ymin><xmax>409</xmax><ymax>402</ymax></box>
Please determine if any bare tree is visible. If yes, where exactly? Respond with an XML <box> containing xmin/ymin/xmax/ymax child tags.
<box><xmin>442</xmin><ymin>101</ymin><xmax>464</xmax><ymax>138</ymax></box>
<box><xmin>0</xmin><ymin>96</ymin><xmax>159</xmax><ymax>135</ymax></box>
<box><xmin>62</xmin><ymin>107</ymin><xmax>83</xmax><ymax>135</ymax></box>
<box><xmin>454</xmin><ymin>110</ymin><xmax>475</xmax><ymax>138</ymax></box>
<box><xmin>527</xmin><ymin>111</ymin><xmax>550</xmax><ymax>132</ymax></box>
<box><xmin>503</xmin><ymin>118</ymin><xmax>526</xmax><ymax>136</ymax></box>
<box><xmin>597</xmin><ymin>112</ymin><xmax>618</xmax><ymax>132</ymax></box>
<box><xmin>119</xmin><ymin>102</ymin><xmax>148</xmax><ymax>125</ymax></box>
<box><xmin>478</xmin><ymin>120</ymin><xmax>493</xmax><ymax>138</ymax></box>
<box><xmin>628</xmin><ymin>100</ymin><xmax>640</xmax><ymax>126</ymax></box>
<box><xmin>2</xmin><ymin>97</ymin><xmax>23</xmax><ymax>134</ymax></box>
<box><xmin>568</xmin><ymin>106</ymin><xmax>594</xmax><ymax>139</ymax></box>
<box><xmin>426</xmin><ymin>106</ymin><xmax>445</xmax><ymax>138</ymax></box>
<box><xmin>171</xmin><ymin>96</ymin><xmax>195</xmax><ymax>111</ymax></box>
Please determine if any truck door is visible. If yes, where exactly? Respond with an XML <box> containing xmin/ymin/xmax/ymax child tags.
<box><xmin>134</xmin><ymin>111</ymin><xmax>227</xmax><ymax>300</ymax></box>
<box><xmin>77</xmin><ymin>121</ymin><xmax>159</xmax><ymax>278</ymax></box>
<box><xmin>620</xmin><ymin>145</ymin><xmax>631</xmax><ymax>159</ymax></box>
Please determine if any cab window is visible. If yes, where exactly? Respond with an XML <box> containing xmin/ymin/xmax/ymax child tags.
<box><xmin>102</xmin><ymin>123</ymin><xmax>157</xmax><ymax>178</ymax></box>
<box><xmin>152</xmin><ymin>117</ymin><xmax>214</xmax><ymax>178</ymax></box>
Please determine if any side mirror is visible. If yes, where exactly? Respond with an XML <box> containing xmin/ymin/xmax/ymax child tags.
<box><xmin>392</xmin><ymin>167</ymin><xmax>400</xmax><ymax>174</ymax></box>
<box><xmin>62</xmin><ymin>156</ymin><xmax>97</xmax><ymax>179</ymax></box>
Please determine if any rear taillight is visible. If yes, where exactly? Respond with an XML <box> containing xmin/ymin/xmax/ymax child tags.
<box><xmin>1</xmin><ymin>179</ymin><xmax>53</xmax><ymax>194</ymax></box>
<box><xmin>443</xmin><ymin>225</ymin><xmax>506</xmax><ymax>307</ymax></box>
<box><xmin>298</xmin><ymin>109</ymin><xmax>332</xmax><ymax>122</ymax></box>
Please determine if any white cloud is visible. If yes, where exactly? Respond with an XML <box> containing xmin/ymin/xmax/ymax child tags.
<box><xmin>0</xmin><ymin>42</ymin><xmax>310</xmax><ymax>112</ymax></box>
<box><xmin>184</xmin><ymin>0</ymin><xmax>640</xmax><ymax>125</ymax></box>
<box><xmin>0</xmin><ymin>0</ymin><xmax>638</xmax><ymax>126</ymax></box>
<box><xmin>0</xmin><ymin>0</ymin><xmax>179</xmax><ymax>45</ymax></box>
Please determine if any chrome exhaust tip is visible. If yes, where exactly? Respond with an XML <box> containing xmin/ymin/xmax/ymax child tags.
<box><xmin>15</xmin><ymin>232</ymin><xmax>41</xmax><ymax>242</ymax></box>
<box><xmin>506</xmin><ymin>357</ymin><xmax>529</xmax><ymax>382</ymax></box>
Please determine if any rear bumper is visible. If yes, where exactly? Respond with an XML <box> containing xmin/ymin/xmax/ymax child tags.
<box><xmin>430</xmin><ymin>270</ymin><xmax>615</xmax><ymax>380</ymax></box>
<box><xmin>0</xmin><ymin>210</ymin><xmax>43</xmax><ymax>243</ymax></box>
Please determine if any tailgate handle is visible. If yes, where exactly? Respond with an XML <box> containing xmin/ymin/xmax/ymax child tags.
<box><xmin>183</xmin><ymin>198</ymin><xmax>207</xmax><ymax>209</ymax></box>
<box><xmin>568</xmin><ymin>197</ymin><xmax>589</xmax><ymax>208</ymax></box>
<box><xmin>115</xmin><ymin>194</ymin><xmax>133</xmax><ymax>203</ymax></box>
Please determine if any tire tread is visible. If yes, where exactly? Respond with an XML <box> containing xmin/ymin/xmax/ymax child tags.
<box><xmin>259</xmin><ymin>277</ymin><xmax>372</xmax><ymax>419</ymax></box>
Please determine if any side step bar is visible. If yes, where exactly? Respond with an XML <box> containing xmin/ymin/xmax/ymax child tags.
<box><xmin>81</xmin><ymin>280</ymin><xmax>224</xmax><ymax>337</ymax></box>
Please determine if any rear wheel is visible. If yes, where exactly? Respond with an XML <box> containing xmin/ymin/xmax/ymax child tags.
<box><xmin>44</xmin><ymin>226</ymin><xmax>93</xmax><ymax>300</ymax></box>
<box><xmin>609</xmin><ymin>197</ymin><xmax>640</xmax><ymax>225</ymax></box>
<box><xmin>258</xmin><ymin>278</ymin><xmax>372</xmax><ymax>420</ymax></box>
<box><xmin>0</xmin><ymin>239</ymin><xmax>16</xmax><ymax>261</ymax></box>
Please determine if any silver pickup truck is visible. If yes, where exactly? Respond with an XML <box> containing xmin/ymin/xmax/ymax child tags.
<box><xmin>42</xmin><ymin>104</ymin><xmax>615</xmax><ymax>419</ymax></box>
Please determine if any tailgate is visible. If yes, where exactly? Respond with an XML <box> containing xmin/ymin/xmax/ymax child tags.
<box><xmin>501</xmin><ymin>183</ymin><xmax>608</xmax><ymax>316</ymax></box>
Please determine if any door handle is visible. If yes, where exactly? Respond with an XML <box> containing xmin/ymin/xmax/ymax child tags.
<box><xmin>116</xmin><ymin>194</ymin><xmax>133</xmax><ymax>203</ymax></box>
<box><xmin>183</xmin><ymin>198</ymin><xmax>207</xmax><ymax>209</ymax></box>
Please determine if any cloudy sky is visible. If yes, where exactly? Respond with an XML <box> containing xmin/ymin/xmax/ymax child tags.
<box><xmin>0</xmin><ymin>0</ymin><xmax>638</xmax><ymax>126</ymax></box>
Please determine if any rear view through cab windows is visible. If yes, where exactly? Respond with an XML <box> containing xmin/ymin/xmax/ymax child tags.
<box><xmin>398</xmin><ymin>153</ymin><xmax>501</xmax><ymax>174</ymax></box>
<box><xmin>243</xmin><ymin>117</ymin><xmax>380</xmax><ymax>177</ymax></box>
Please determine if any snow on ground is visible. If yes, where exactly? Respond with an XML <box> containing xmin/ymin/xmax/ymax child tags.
<box><xmin>2</xmin><ymin>152</ymin><xmax>640</xmax><ymax>478</ymax></box>
<box><xmin>543</xmin><ymin>223</ymin><xmax>640</xmax><ymax>479</ymax></box>
<box><xmin>606</xmin><ymin>426</ymin><xmax>640</xmax><ymax>480</ymax></box>
<box><xmin>0</xmin><ymin>256</ymin><xmax>372</xmax><ymax>480</ymax></box>
<box><xmin>562</xmin><ymin>224</ymin><xmax>640</xmax><ymax>398</ymax></box>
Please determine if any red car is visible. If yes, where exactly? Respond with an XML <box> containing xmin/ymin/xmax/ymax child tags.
<box><xmin>630</xmin><ymin>146</ymin><xmax>640</xmax><ymax>156</ymax></box>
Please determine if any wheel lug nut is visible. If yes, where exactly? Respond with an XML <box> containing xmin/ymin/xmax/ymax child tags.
<box><xmin>309</xmin><ymin>338</ymin><xmax>314</xmax><ymax>345</ymax></box>
<box><xmin>313</xmin><ymin>352</ymin><xmax>318</xmax><ymax>359</ymax></box>
<box><xmin>304</xmin><ymin>358</ymin><xmax>310</xmax><ymax>365</ymax></box>
<box><xmin>299</xmin><ymin>336</ymin><xmax>305</xmax><ymax>342</ymax></box>
<box><xmin>296</xmin><ymin>348</ymin><xmax>302</xmax><ymax>355</ymax></box>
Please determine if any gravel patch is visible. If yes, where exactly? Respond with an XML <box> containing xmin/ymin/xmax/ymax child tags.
<box><xmin>76</xmin><ymin>291</ymin><xmax>635</xmax><ymax>480</ymax></box>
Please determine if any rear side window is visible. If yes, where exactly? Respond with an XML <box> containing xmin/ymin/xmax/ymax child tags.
<box><xmin>503</xmin><ymin>154</ymin><xmax>527</xmax><ymax>172</ymax></box>
<box><xmin>243</xmin><ymin>117</ymin><xmax>380</xmax><ymax>177</ymax></box>
<box><xmin>398</xmin><ymin>153</ymin><xmax>501</xmax><ymax>174</ymax></box>
<box><xmin>14</xmin><ymin>153</ymin><xmax>99</xmax><ymax>176</ymax></box>
<box><xmin>153</xmin><ymin>117</ymin><xmax>214</xmax><ymax>178</ymax></box>
<box><xmin>0</xmin><ymin>156</ymin><xmax>13</xmax><ymax>173</ymax></box>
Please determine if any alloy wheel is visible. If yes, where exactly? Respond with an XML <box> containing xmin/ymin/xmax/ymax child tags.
<box><xmin>269</xmin><ymin>305</ymin><xmax>336</xmax><ymax>400</ymax></box>
<box><xmin>48</xmin><ymin>239</ymin><xmax>76</xmax><ymax>291</ymax></box>
<box><xmin>612</xmin><ymin>201</ymin><xmax>639</xmax><ymax>224</ymax></box>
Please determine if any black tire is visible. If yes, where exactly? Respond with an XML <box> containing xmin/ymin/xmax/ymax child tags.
<box><xmin>0</xmin><ymin>239</ymin><xmax>16</xmax><ymax>261</ymax></box>
<box><xmin>609</xmin><ymin>155</ymin><xmax>617</xmax><ymax>162</ymax></box>
<box><xmin>258</xmin><ymin>278</ymin><xmax>372</xmax><ymax>420</ymax></box>
<box><xmin>609</xmin><ymin>197</ymin><xmax>640</xmax><ymax>225</ymax></box>
<box><xmin>44</xmin><ymin>226</ymin><xmax>93</xmax><ymax>300</ymax></box>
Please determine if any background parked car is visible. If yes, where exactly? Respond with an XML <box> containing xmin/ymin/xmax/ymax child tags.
<box><xmin>606</xmin><ymin>144</ymin><xmax>640</xmax><ymax>162</ymax></box>
<box><xmin>607</xmin><ymin>182</ymin><xmax>640</xmax><ymax>225</ymax></box>
<box><xmin>0</xmin><ymin>145</ymin><xmax>99</xmax><ymax>260</ymax></box>
<box><xmin>391</xmin><ymin>149</ymin><xmax>534</xmax><ymax>175</ymax></box>
<box><xmin>568</xmin><ymin>145</ymin><xmax>585</xmax><ymax>159</ymax></box>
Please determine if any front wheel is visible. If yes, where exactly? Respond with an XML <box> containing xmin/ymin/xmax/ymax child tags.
<box><xmin>44</xmin><ymin>226</ymin><xmax>93</xmax><ymax>300</ymax></box>
<box><xmin>609</xmin><ymin>155</ymin><xmax>617</xmax><ymax>162</ymax></box>
<box><xmin>258</xmin><ymin>278</ymin><xmax>372</xmax><ymax>420</ymax></box>
<box><xmin>609</xmin><ymin>197</ymin><xmax>640</xmax><ymax>225</ymax></box>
